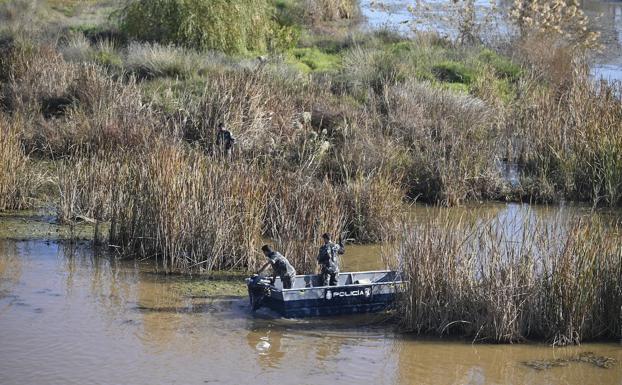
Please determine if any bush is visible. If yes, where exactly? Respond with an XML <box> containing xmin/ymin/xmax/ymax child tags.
<box><xmin>431</xmin><ymin>61</ymin><xmax>475</xmax><ymax>84</ymax></box>
<box><xmin>387</xmin><ymin>81</ymin><xmax>501</xmax><ymax>205</ymax></box>
<box><xmin>124</xmin><ymin>42</ymin><xmax>198</xmax><ymax>79</ymax></box>
<box><xmin>117</xmin><ymin>0</ymin><xmax>290</xmax><ymax>54</ymax></box>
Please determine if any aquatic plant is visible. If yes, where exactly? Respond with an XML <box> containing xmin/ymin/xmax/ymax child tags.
<box><xmin>511</xmin><ymin>59</ymin><xmax>622</xmax><ymax>206</ymax></box>
<box><xmin>0</xmin><ymin>114</ymin><xmax>37</xmax><ymax>210</ymax></box>
<box><xmin>340</xmin><ymin>173</ymin><xmax>405</xmax><ymax>243</ymax></box>
<box><xmin>264</xmin><ymin>173</ymin><xmax>347</xmax><ymax>273</ymax></box>
<box><xmin>395</xmin><ymin>213</ymin><xmax>622</xmax><ymax>344</ymax></box>
<box><xmin>105</xmin><ymin>142</ymin><xmax>268</xmax><ymax>272</ymax></box>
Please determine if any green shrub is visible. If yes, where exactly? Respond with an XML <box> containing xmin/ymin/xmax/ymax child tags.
<box><xmin>288</xmin><ymin>47</ymin><xmax>341</xmax><ymax>72</ymax></box>
<box><xmin>431</xmin><ymin>61</ymin><xmax>475</xmax><ymax>84</ymax></box>
<box><xmin>91</xmin><ymin>41</ymin><xmax>122</xmax><ymax>70</ymax></box>
<box><xmin>478</xmin><ymin>48</ymin><xmax>523</xmax><ymax>81</ymax></box>
<box><xmin>117</xmin><ymin>0</ymin><xmax>287</xmax><ymax>54</ymax></box>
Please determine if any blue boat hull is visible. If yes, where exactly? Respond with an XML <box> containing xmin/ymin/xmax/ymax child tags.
<box><xmin>247</xmin><ymin>271</ymin><xmax>403</xmax><ymax>318</ymax></box>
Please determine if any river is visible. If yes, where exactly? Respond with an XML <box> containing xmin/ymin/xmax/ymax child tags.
<box><xmin>360</xmin><ymin>0</ymin><xmax>622</xmax><ymax>82</ymax></box>
<box><xmin>1</xmin><ymin>203</ymin><xmax>621</xmax><ymax>385</ymax></box>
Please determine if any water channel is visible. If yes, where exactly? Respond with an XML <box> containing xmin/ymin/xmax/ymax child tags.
<box><xmin>1</xmin><ymin>203</ymin><xmax>621</xmax><ymax>385</ymax></box>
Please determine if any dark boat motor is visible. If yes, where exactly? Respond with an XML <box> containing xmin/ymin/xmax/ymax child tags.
<box><xmin>247</xmin><ymin>274</ymin><xmax>272</xmax><ymax>311</ymax></box>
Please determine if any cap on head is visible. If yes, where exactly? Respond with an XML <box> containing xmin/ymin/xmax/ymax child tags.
<box><xmin>321</xmin><ymin>233</ymin><xmax>330</xmax><ymax>241</ymax></box>
<box><xmin>261</xmin><ymin>244</ymin><xmax>272</xmax><ymax>255</ymax></box>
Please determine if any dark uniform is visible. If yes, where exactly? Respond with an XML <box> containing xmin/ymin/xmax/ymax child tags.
<box><xmin>216</xmin><ymin>126</ymin><xmax>235</xmax><ymax>156</ymax></box>
<box><xmin>317</xmin><ymin>241</ymin><xmax>344</xmax><ymax>286</ymax></box>
<box><xmin>268</xmin><ymin>251</ymin><xmax>297</xmax><ymax>289</ymax></box>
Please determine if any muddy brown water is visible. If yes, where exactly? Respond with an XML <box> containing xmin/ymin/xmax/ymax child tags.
<box><xmin>1</xmin><ymin>203</ymin><xmax>622</xmax><ymax>385</ymax></box>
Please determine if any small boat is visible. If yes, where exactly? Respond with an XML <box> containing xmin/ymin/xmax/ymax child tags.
<box><xmin>246</xmin><ymin>270</ymin><xmax>404</xmax><ymax>317</ymax></box>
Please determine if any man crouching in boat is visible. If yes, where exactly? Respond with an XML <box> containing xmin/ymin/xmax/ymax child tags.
<box><xmin>257</xmin><ymin>245</ymin><xmax>297</xmax><ymax>289</ymax></box>
<box><xmin>317</xmin><ymin>233</ymin><xmax>345</xmax><ymax>286</ymax></box>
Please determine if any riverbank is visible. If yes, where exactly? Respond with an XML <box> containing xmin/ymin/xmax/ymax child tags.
<box><xmin>2</xmin><ymin>0</ymin><xmax>621</xmax><ymax>252</ymax></box>
<box><xmin>1</xmin><ymin>0</ymin><xmax>622</xmax><ymax>345</ymax></box>
<box><xmin>1</xmin><ymin>236</ymin><xmax>621</xmax><ymax>385</ymax></box>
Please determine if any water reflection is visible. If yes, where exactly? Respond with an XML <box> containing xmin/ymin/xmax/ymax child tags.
<box><xmin>0</xmin><ymin>240</ymin><xmax>21</xmax><ymax>297</ymax></box>
<box><xmin>247</xmin><ymin>328</ymin><xmax>286</xmax><ymax>369</ymax></box>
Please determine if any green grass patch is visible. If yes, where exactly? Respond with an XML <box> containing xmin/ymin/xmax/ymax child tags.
<box><xmin>288</xmin><ymin>47</ymin><xmax>341</xmax><ymax>72</ymax></box>
<box><xmin>92</xmin><ymin>49</ymin><xmax>122</xmax><ymax>69</ymax></box>
<box><xmin>478</xmin><ymin>49</ymin><xmax>523</xmax><ymax>81</ymax></box>
<box><xmin>431</xmin><ymin>61</ymin><xmax>476</xmax><ymax>84</ymax></box>
<box><xmin>440</xmin><ymin>82</ymin><xmax>470</xmax><ymax>94</ymax></box>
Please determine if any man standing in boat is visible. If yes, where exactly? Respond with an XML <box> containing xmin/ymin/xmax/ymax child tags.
<box><xmin>257</xmin><ymin>245</ymin><xmax>297</xmax><ymax>289</ymax></box>
<box><xmin>317</xmin><ymin>233</ymin><xmax>345</xmax><ymax>286</ymax></box>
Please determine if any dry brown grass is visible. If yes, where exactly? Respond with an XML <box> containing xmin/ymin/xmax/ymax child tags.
<box><xmin>341</xmin><ymin>173</ymin><xmax>405</xmax><ymax>243</ymax></box>
<box><xmin>395</xmin><ymin>212</ymin><xmax>622</xmax><ymax>344</ymax></box>
<box><xmin>387</xmin><ymin>80</ymin><xmax>503</xmax><ymax>205</ymax></box>
<box><xmin>104</xmin><ymin>142</ymin><xmax>267</xmax><ymax>272</ymax></box>
<box><xmin>0</xmin><ymin>114</ymin><xmax>38</xmax><ymax>210</ymax></box>
<box><xmin>303</xmin><ymin>0</ymin><xmax>358</xmax><ymax>24</ymax></box>
<box><xmin>510</xmin><ymin>47</ymin><xmax>622</xmax><ymax>205</ymax></box>
<box><xmin>2</xmin><ymin>41</ymin><xmax>166</xmax><ymax>155</ymax></box>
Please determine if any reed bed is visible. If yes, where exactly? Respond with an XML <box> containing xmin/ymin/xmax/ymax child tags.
<box><xmin>341</xmin><ymin>173</ymin><xmax>405</xmax><ymax>243</ymax></box>
<box><xmin>395</xmin><ymin>213</ymin><xmax>622</xmax><ymax>344</ymax></box>
<box><xmin>512</xmin><ymin>63</ymin><xmax>622</xmax><ymax>205</ymax></box>
<box><xmin>0</xmin><ymin>114</ymin><xmax>37</xmax><ymax>210</ymax></box>
<box><xmin>105</xmin><ymin>143</ymin><xmax>267</xmax><ymax>272</ymax></box>
<box><xmin>387</xmin><ymin>81</ymin><xmax>503</xmax><ymax>205</ymax></box>
<box><xmin>264</xmin><ymin>173</ymin><xmax>346</xmax><ymax>273</ymax></box>
<box><xmin>52</xmin><ymin>141</ymin><xmax>405</xmax><ymax>273</ymax></box>
<box><xmin>3</xmin><ymin>40</ymin><xmax>166</xmax><ymax>155</ymax></box>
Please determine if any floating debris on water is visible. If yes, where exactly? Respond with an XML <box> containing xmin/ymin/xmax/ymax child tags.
<box><xmin>256</xmin><ymin>337</ymin><xmax>271</xmax><ymax>352</ymax></box>
<box><xmin>523</xmin><ymin>352</ymin><xmax>617</xmax><ymax>370</ymax></box>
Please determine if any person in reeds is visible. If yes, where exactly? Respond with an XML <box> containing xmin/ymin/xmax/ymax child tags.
<box><xmin>216</xmin><ymin>122</ymin><xmax>236</xmax><ymax>157</ymax></box>
<box><xmin>257</xmin><ymin>245</ymin><xmax>297</xmax><ymax>289</ymax></box>
<box><xmin>317</xmin><ymin>232</ymin><xmax>344</xmax><ymax>286</ymax></box>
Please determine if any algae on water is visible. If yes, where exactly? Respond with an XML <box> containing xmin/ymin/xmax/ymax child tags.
<box><xmin>523</xmin><ymin>352</ymin><xmax>617</xmax><ymax>370</ymax></box>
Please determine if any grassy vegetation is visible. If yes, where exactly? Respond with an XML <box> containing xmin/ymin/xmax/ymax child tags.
<box><xmin>0</xmin><ymin>115</ymin><xmax>39</xmax><ymax>211</ymax></box>
<box><xmin>0</xmin><ymin>0</ymin><xmax>621</xmax><ymax>275</ymax></box>
<box><xmin>116</xmin><ymin>0</ymin><xmax>282</xmax><ymax>54</ymax></box>
<box><xmin>509</xmin><ymin>42</ymin><xmax>622</xmax><ymax>206</ymax></box>
<box><xmin>393</xmin><ymin>213</ymin><xmax>622</xmax><ymax>345</ymax></box>
<box><xmin>0</xmin><ymin>0</ymin><xmax>620</xmax><ymax>344</ymax></box>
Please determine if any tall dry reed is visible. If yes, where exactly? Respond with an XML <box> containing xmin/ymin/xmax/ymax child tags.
<box><xmin>106</xmin><ymin>142</ymin><xmax>267</xmax><ymax>272</ymax></box>
<box><xmin>264</xmin><ymin>173</ymin><xmax>347</xmax><ymax>273</ymax></box>
<box><xmin>511</xmin><ymin>58</ymin><xmax>622</xmax><ymax>206</ymax></box>
<box><xmin>395</xmin><ymin>212</ymin><xmax>622</xmax><ymax>344</ymax></box>
<box><xmin>387</xmin><ymin>81</ymin><xmax>503</xmax><ymax>205</ymax></box>
<box><xmin>341</xmin><ymin>173</ymin><xmax>405</xmax><ymax>243</ymax></box>
<box><xmin>0</xmin><ymin>114</ymin><xmax>36</xmax><ymax>210</ymax></box>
